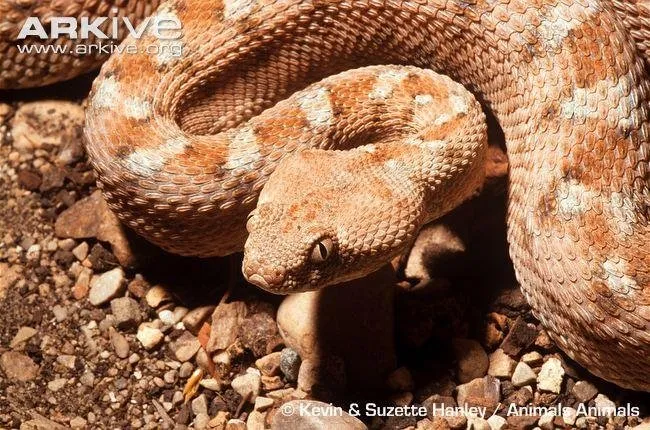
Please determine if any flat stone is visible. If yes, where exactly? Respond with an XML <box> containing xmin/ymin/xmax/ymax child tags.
<box><xmin>88</xmin><ymin>267</ymin><xmax>126</xmax><ymax>306</ymax></box>
<box><xmin>537</xmin><ymin>357</ymin><xmax>564</xmax><ymax>394</ymax></box>
<box><xmin>451</xmin><ymin>338</ymin><xmax>488</xmax><ymax>383</ymax></box>
<box><xmin>572</xmin><ymin>380</ymin><xmax>598</xmax><ymax>403</ymax></box>
<box><xmin>170</xmin><ymin>331</ymin><xmax>200</xmax><ymax>362</ymax></box>
<box><xmin>271</xmin><ymin>400</ymin><xmax>366</xmax><ymax>430</ymax></box>
<box><xmin>207</xmin><ymin>301</ymin><xmax>248</xmax><ymax>352</ymax></box>
<box><xmin>456</xmin><ymin>376</ymin><xmax>501</xmax><ymax>409</ymax></box>
<box><xmin>0</xmin><ymin>351</ymin><xmax>39</xmax><ymax>381</ymax></box>
<box><xmin>10</xmin><ymin>326</ymin><xmax>38</xmax><ymax>349</ymax></box>
<box><xmin>110</xmin><ymin>297</ymin><xmax>142</xmax><ymax>329</ymax></box>
<box><xmin>488</xmin><ymin>349</ymin><xmax>517</xmax><ymax>379</ymax></box>
<box><xmin>231</xmin><ymin>367</ymin><xmax>262</xmax><ymax>402</ymax></box>
<box><xmin>136</xmin><ymin>323</ymin><xmax>163</xmax><ymax>350</ymax></box>
<box><xmin>55</xmin><ymin>191</ymin><xmax>137</xmax><ymax>267</ymax></box>
<box><xmin>256</xmin><ymin>351</ymin><xmax>282</xmax><ymax>377</ymax></box>
<box><xmin>511</xmin><ymin>362</ymin><xmax>536</xmax><ymax>387</ymax></box>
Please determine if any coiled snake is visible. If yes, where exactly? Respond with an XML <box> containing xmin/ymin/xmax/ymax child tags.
<box><xmin>2</xmin><ymin>0</ymin><xmax>650</xmax><ymax>391</ymax></box>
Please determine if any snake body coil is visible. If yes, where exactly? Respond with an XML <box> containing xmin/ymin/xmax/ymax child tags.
<box><xmin>2</xmin><ymin>0</ymin><xmax>650</xmax><ymax>391</ymax></box>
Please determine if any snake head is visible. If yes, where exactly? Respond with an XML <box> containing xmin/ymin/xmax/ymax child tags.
<box><xmin>242</xmin><ymin>148</ymin><xmax>422</xmax><ymax>293</ymax></box>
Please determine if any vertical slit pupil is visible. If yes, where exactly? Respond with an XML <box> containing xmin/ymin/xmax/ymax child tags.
<box><xmin>318</xmin><ymin>242</ymin><xmax>328</xmax><ymax>259</ymax></box>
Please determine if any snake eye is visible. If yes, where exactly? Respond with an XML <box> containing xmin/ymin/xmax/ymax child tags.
<box><xmin>310</xmin><ymin>237</ymin><xmax>334</xmax><ymax>263</ymax></box>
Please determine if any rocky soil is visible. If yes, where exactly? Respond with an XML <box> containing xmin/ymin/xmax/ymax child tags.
<box><xmin>1</xmin><ymin>78</ymin><xmax>650</xmax><ymax>430</ymax></box>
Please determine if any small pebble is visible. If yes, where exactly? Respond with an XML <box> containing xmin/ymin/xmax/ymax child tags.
<box><xmin>572</xmin><ymin>380</ymin><xmax>598</xmax><ymax>402</ymax></box>
<box><xmin>191</xmin><ymin>394</ymin><xmax>208</xmax><ymax>415</ymax></box>
<box><xmin>511</xmin><ymin>362</ymin><xmax>536</xmax><ymax>387</ymax></box>
<box><xmin>537</xmin><ymin>357</ymin><xmax>564</xmax><ymax>394</ymax></box>
<box><xmin>136</xmin><ymin>323</ymin><xmax>163</xmax><ymax>350</ymax></box>
<box><xmin>88</xmin><ymin>268</ymin><xmax>126</xmax><ymax>306</ymax></box>
<box><xmin>47</xmin><ymin>378</ymin><xmax>67</xmax><ymax>392</ymax></box>
<box><xmin>231</xmin><ymin>368</ymin><xmax>262</xmax><ymax>402</ymax></box>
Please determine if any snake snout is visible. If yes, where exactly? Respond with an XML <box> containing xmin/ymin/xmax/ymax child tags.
<box><xmin>242</xmin><ymin>258</ymin><xmax>286</xmax><ymax>292</ymax></box>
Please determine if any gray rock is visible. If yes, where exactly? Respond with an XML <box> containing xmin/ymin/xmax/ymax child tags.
<box><xmin>511</xmin><ymin>362</ymin><xmax>536</xmax><ymax>387</ymax></box>
<box><xmin>88</xmin><ymin>267</ymin><xmax>126</xmax><ymax>306</ymax></box>
<box><xmin>537</xmin><ymin>357</ymin><xmax>564</xmax><ymax>394</ymax></box>
<box><xmin>452</xmin><ymin>338</ymin><xmax>488</xmax><ymax>383</ymax></box>
<box><xmin>280</xmin><ymin>348</ymin><xmax>301</xmax><ymax>382</ymax></box>
<box><xmin>0</xmin><ymin>351</ymin><xmax>39</xmax><ymax>381</ymax></box>
<box><xmin>110</xmin><ymin>297</ymin><xmax>142</xmax><ymax>329</ymax></box>
<box><xmin>572</xmin><ymin>380</ymin><xmax>598</xmax><ymax>403</ymax></box>
<box><xmin>271</xmin><ymin>400</ymin><xmax>367</xmax><ymax>430</ymax></box>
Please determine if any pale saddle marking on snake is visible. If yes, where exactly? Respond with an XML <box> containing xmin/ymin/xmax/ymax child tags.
<box><xmin>2</xmin><ymin>0</ymin><xmax>650</xmax><ymax>391</ymax></box>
